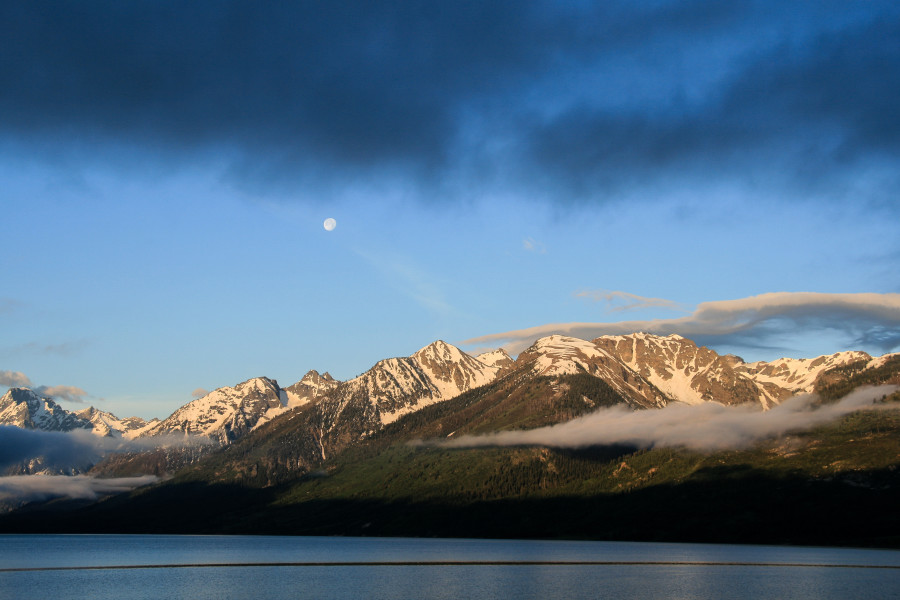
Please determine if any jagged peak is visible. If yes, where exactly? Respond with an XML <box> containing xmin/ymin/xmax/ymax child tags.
<box><xmin>2</xmin><ymin>387</ymin><xmax>45</xmax><ymax>401</ymax></box>
<box><xmin>412</xmin><ymin>339</ymin><xmax>468</xmax><ymax>363</ymax></box>
<box><xmin>299</xmin><ymin>370</ymin><xmax>337</xmax><ymax>384</ymax></box>
<box><xmin>172</xmin><ymin>376</ymin><xmax>280</xmax><ymax>412</ymax></box>
<box><xmin>73</xmin><ymin>405</ymin><xmax>133</xmax><ymax>422</ymax></box>
<box><xmin>299</xmin><ymin>369</ymin><xmax>321</xmax><ymax>381</ymax></box>
<box><xmin>476</xmin><ymin>348</ymin><xmax>512</xmax><ymax>360</ymax></box>
<box><xmin>233</xmin><ymin>376</ymin><xmax>279</xmax><ymax>391</ymax></box>
<box><xmin>473</xmin><ymin>348</ymin><xmax>514</xmax><ymax>371</ymax></box>
<box><xmin>1</xmin><ymin>387</ymin><xmax>71</xmax><ymax>413</ymax></box>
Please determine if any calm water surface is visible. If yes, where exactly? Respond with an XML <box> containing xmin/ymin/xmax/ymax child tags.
<box><xmin>1</xmin><ymin>535</ymin><xmax>898</xmax><ymax>599</ymax></box>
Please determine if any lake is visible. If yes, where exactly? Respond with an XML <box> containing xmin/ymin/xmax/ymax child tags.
<box><xmin>1</xmin><ymin>535</ymin><xmax>898</xmax><ymax>599</ymax></box>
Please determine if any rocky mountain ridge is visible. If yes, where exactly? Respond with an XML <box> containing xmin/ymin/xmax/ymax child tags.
<box><xmin>2</xmin><ymin>334</ymin><xmax>893</xmax><ymax>454</ymax></box>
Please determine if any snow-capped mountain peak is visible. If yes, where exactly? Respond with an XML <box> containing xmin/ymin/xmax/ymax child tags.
<box><xmin>475</xmin><ymin>348</ymin><xmax>515</xmax><ymax>370</ymax></box>
<box><xmin>329</xmin><ymin>340</ymin><xmax>507</xmax><ymax>427</ymax></box>
<box><xmin>412</xmin><ymin>339</ymin><xmax>468</xmax><ymax>363</ymax></box>
<box><xmin>738</xmin><ymin>351</ymin><xmax>872</xmax><ymax>396</ymax></box>
<box><xmin>0</xmin><ymin>388</ymin><xmax>93</xmax><ymax>432</ymax></box>
<box><xmin>73</xmin><ymin>406</ymin><xmax>155</xmax><ymax>438</ymax></box>
<box><xmin>144</xmin><ymin>376</ymin><xmax>284</xmax><ymax>443</ymax></box>
<box><xmin>523</xmin><ymin>335</ymin><xmax>616</xmax><ymax>376</ymax></box>
<box><xmin>283</xmin><ymin>370</ymin><xmax>340</xmax><ymax>409</ymax></box>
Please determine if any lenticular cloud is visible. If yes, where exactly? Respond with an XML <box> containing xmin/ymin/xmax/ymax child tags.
<box><xmin>438</xmin><ymin>385</ymin><xmax>898</xmax><ymax>452</ymax></box>
<box><xmin>462</xmin><ymin>292</ymin><xmax>900</xmax><ymax>355</ymax></box>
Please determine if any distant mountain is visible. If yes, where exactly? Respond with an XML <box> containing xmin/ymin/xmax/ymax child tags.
<box><xmin>73</xmin><ymin>407</ymin><xmax>156</xmax><ymax>438</ymax></box>
<box><xmin>516</xmin><ymin>335</ymin><xmax>670</xmax><ymax>408</ymax></box>
<box><xmin>517</xmin><ymin>333</ymin><xmax>880</xmax><ymax>409</ymax></box>
<box><xmin>738</xmin><ymin>351</ymin><xmax>873</xmax><ymax>402</ymax></box>
<box><xmin>120</xmin><ymin>340</ymin><xmax>515</xmax><ymax>482</ymax></box>
<box><xmin>346</xmin><ymin>339</ymin><xmax>509</xmax><ymax>426</ymax></box>
<box><xmin>0</xmin><ymin>388</ymin><xmax>92</xmax><ymax>433</ymax></box>
<box><xmin>141</xmin><ymin>377</ymin><xmax>287</xmax><ymax>444</ymax></box>
<box><xmin>6</xmin><ymin>346</ymin><xmax>899</xmax><ymax>547</ymax></box>
<box><xmin>147</xmin><ymin>335</ymin><xmax>897</xmax><ymax>489</ymax></box>
<box><xmin>474</xmin><ymin>349</ymin><xmax>516</xmax><ymax>371</ymax></box>
<box><xmin>0</xmin><ymin>388</ymin><xmax>155</xmax><ymax>438</ymax></box>
<box><xmin>283</xmin><ymin>371</ymin><xmax>340</xmax><ymax>408</ymax></box>
<box><xmin>308</xmin><ymin>340</ymin><xmax>508</xmax><ymax>444</ymax></box>
<box><xmin>592</xmin><ymin>333</ymin><xmax>873</xmax><ymax>408</ymax></box>
<box><xmin>4</xmin><ymin>333</ymin><xmax>898</xmax><ymax>482</ymax></box>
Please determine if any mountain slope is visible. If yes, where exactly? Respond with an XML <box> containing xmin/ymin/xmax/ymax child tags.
<box><xmin>311</xmin><ymin>339</ymin><xmax>507</xmax><ymax>444</ymax></box>
<box><xmin>517</xmin><ymin>335</ymin><xmax>669</xmax><ymax>408</ymax></box>
<box><xmin>593</xmin><ymin>333</ymin><xmax>773</xmax><ymax>407</ymax></box>
<box><xmin>738</xmin><ymin>351</ymin><xmax>873</xmax><ymax>402</ymax></box>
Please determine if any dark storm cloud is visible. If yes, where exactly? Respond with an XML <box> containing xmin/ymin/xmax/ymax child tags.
<box><xmin>1</xmin><ymin>1</ymin><xmax>897</xmax><ymax>201</ymax></box>
<box><xmin>522</xmin><ymin>14</ymin><xmax>900</xmax><ymax>201</ymax></box>
<box><xmin>0</xmin><ymin>1</ymin><xmax>561</xmax><ymax>164</ymax></box>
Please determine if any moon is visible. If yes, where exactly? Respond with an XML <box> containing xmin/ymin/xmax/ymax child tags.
<box><xmin>323</xmin><ymin>218</ymin><xmax>337</xmax><ymax>231</ymax></box>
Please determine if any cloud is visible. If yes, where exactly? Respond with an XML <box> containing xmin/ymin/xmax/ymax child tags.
<box><xmin>0</xmin><ymin>2</ymin><xmax>896</xmax><ymax>206</ymax></box>
<box><xmin>522</xmin><ymin>237</ymin><xmax>546</xmax><ymax>254</ymax></box>
<box><xmin>0</xmin><ymin>426</ymin><xmax>111</xmax><ymax>471</ymax></box>
<box><xmin>0</xmin><ymin>1</ymin><xmax>556</xmax><ymax>185</ymax></box>
<box><xmin>0</xmin><ymin>474</ymin><xmax>158</xmax><ymax>505</ymax></box>
<box><xmin>516</xmin><ymin>7</ymin><xmax>900</xmax><ymax>205</ymax></box>
<box><xmin>34</xmin><ymin>385</ymin><xmax>88</xmax><ymax>404</ymax></box>
<box><xmin>576</xmin><ymin>290</ymin><xmax>685</xmax><ymax>313</ymax></box>
<box><xmin>433</xmin><ymin>385</ymin><xmax>898</xmax><ymax>452</ymax></box>
<box><xmin>0</xmin><ymin>370</ymin><xmax>90</xmax><ymax>404</ymax></box>
<box><xmin>0</xmin><ymin>371</ymin><xmax>32</xmax><ymax>388</ymax></box>
<box><xmin>191</xmin><ymin>388</ymin><xmax>209</xmax><ymax>400</ymax></box>
<box><xmin>0</xmin><ymin>426</ymin><xmax>214</xmax><ymax>474</ymax></box>
<box><xmin>460</xmin><ymin>292</ymin><xmax>900</xmax><ymax>355</ymax></box>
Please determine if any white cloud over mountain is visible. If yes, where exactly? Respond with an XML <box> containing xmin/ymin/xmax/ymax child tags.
<box><xmin>463</xmin><ymin>292</ymin><xmax>900</xmax><ymax>355</ymax></box>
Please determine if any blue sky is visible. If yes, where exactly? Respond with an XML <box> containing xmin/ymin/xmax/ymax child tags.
<box><xmin>2</xmin><ymin>1</ymin><xmax>899</xmax><ymax>419</ymax></box>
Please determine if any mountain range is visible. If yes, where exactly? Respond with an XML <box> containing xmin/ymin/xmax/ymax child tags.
<box><xmin>1</xmin><ymin>333</ymin><xmax>894</xmax><ymax>475</ymax></box>
<box><xmin>2</xmin><ymin>332</ymin><xmax>900</xmax><ymax>545</ymax></box>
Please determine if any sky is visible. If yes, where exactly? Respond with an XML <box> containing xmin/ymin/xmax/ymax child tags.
<box><xmin>1</xmin><ymin>1</ymin><xmax>899</xmax><ymax>420</ymax></box>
